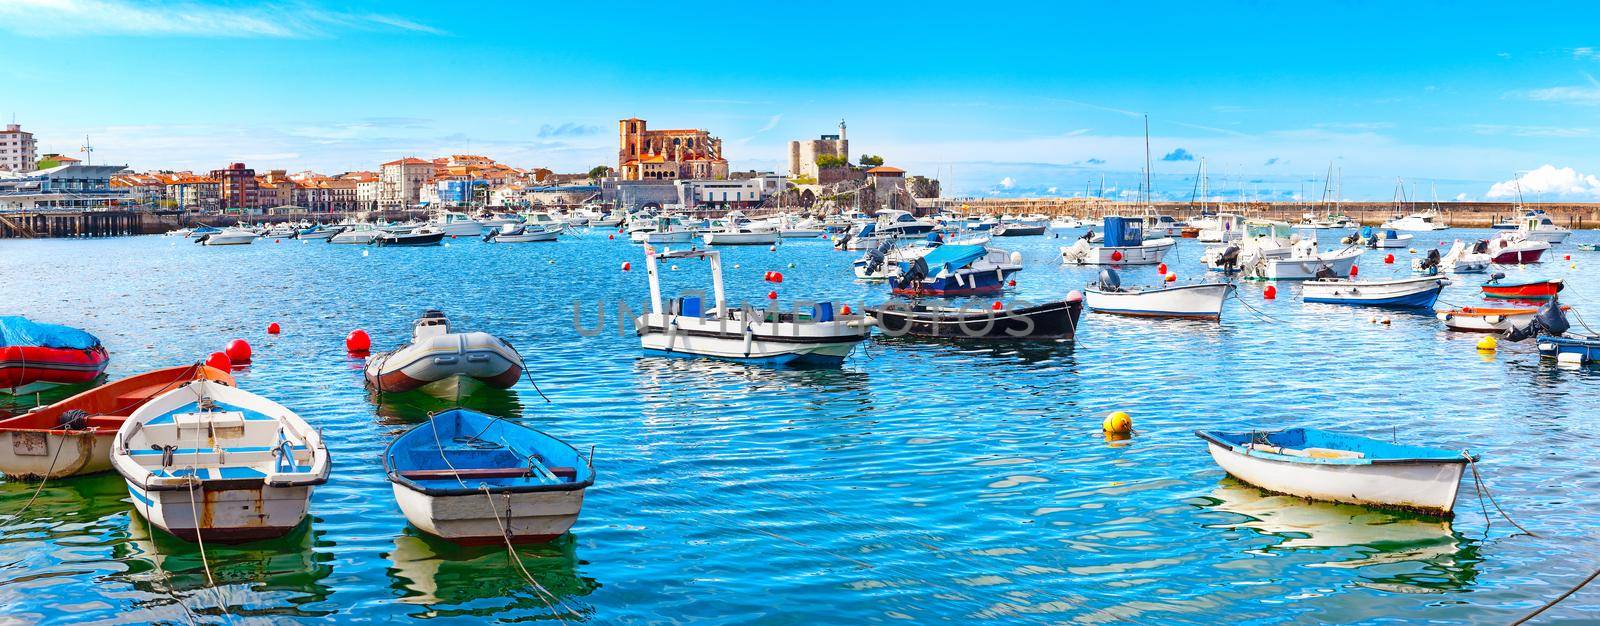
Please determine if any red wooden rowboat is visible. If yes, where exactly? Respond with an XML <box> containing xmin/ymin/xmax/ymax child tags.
<box><xmin>1481</xmin><ymin>278</ymin><xmax>1563</xmax><ymax>301</ymax></box>
<box><xmin>0</xmin><ymin>364</ymin><xmax>233</xmax><ymax>480</ymax></box>
<box><xmin>0</xmin><ymin>316</ymin><xmax>110</xmax><ymax>395</ymax></box>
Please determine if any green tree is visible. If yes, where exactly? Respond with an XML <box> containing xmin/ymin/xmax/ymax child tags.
<box><xmin>859</xmin><ymin>154</ymin><xmax>885</xmax><ymax>167</ymax></box>
<box><xmin>815</xmin><ymin>154</ymin><xmax>850</xmax><ymax>169</ymax></box>
<box><xmin>587</xmin><ymin>165</ymin><xmax>612</xmax><ymax>179</ymax></box>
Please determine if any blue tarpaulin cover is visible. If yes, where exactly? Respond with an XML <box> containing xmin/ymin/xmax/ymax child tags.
<box><xmin>909</xmin><ymin>244</ymin><xmax>987</xmax><ymax>276</ymax></box>
<box><xmin>0</xmin><ymin>316</ymin><xmax>102</xmax><ymax>350</ymax></box>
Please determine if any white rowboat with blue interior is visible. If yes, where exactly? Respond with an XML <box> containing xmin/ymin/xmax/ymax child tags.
<box><xmin>1195</xmin><ymin>428</ymin><xmax>1472</xmax><ymax>517</ymax></box>
<box><xmin>1082</xmin><ymin>269</ymin><xmax>1235</xmax><ymax>320</ymax></box>
<box><xmin>111</xmin><ymin>379</ymin><xmax>329</xmax><ymax>542</ymax></box>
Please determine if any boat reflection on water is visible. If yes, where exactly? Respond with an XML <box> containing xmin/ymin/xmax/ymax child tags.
<box><xmin>386</xmin><ymin>529</ymin><xmax>598</xmax><ymax>617</ymax></box>
<box><xmin>1197</xmin><ymin>477</ymin><xmax>1481</xmax><ymax>594</ymax></box>
<box><xmin>0</xmin><ymin>375</ymin><xmax>105</xmax><ymax>416</ymax></box>
<box><xmin>0</xmin><ymin>473</ymin><xmax>130</xmax><ymax>531</ymax></box>
<box><xmin>368</xmin><ymin>385</ymin><xmax>526</xmax><ymax>427</ymax></box>
<box><xmin>114</xmin><ymin>513</ymin><xmax>334</xmax><ymax>616</ymax></box>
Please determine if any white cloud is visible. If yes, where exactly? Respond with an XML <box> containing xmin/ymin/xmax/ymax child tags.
<box><xmin>1454</xmin><ymin>193</ymin><xmax>1470</xmax><ymax>201</ymax></box>
<box><xmin>1486</xmin><ymin>165</ymin><xmax>1600</xmax><ymax>199</ymax></box>
<box><xmin>999</xmin><ymin>176</ymin><xmax>1014</xmax><ymax>189</ymax></box>
<box><xmin>1470</xmin><ymin>124</ymin><xmax>1592</xmax><ymax>138</ymax></box>
<box><xmin>0</xmin><ymin>0</ymin><xmax>443</xmax><ymax>38</ymax></box>
<box><xmin>758</xmin><ymin>115</ymin><xmax>782</xmax><ymax>133</ymax></box>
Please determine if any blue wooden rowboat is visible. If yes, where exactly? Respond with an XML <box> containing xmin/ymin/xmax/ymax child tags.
<box><xmin>1301</xmin><ymin>276</ymin><xmax>1449</xmax><ymax>309</ymax></box>
<box><xmin>1537</xmin><ymin>334</ymin><xmax>1600</xmax><ymax>364</ymax></box>
<box><xmin>1195</xmin><ymin>428</ymin><xmax>1474</xmax><ymax>517</ymax></box>
<box><xmin>384</xmin><ymin>409</ymin><xmax>594</xmax><ymax>544</ymax></box>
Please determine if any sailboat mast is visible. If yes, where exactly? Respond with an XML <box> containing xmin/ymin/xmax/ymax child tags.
<box><xmin>1143</xmin><ymin>114</ymin><xmax>1153</xmax><ymax>209</ymax></box>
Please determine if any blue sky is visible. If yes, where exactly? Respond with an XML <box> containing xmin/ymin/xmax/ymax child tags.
<box><xmin>4</xmin><ymin>1</ymin><xmax>1600</xmax><ymax>200</ymax></box>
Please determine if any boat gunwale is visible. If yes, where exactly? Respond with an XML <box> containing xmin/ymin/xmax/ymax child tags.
<box><xmin>1194</xmin><ymin>429</ymin><xmax>1476</xmax><ymax>466</ymax></box>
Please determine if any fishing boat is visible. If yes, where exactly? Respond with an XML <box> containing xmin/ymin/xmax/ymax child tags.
<box><xmin>1482</xmin><ymin>233</ymin><xmax>1549</xmax><ymax>264</ymax></box>
<box><xmin>635</xmin><ymin>248</ymin><xmax>870</xmax><ymax>366</ymax></box>
<box><xmin>111</xmin><ymin>378</ymin><xmax>330</xmax><ymax>542</ymax></box>
<box><xmin>1252</xmin><ymin>238</ymin><xmax>1364</xmax><ymax>280</ymax></box>
<box><xmin>890</xmin><ymin>244</ymin><xmax>1022</xmax><ymax>296</ymax></box>
<box><xmin>1195</xmin><ymin>428</ymin><xmax>1473</xmax><ymax>517</ymax></box>
<box><xmin>1437</xmin><ymin>305</ymin><xmax>1568</xmax><ymax>333</ymax></box>
<box><xmin>1517</xmin><ymin>213</ymin><xmax>1570</xmax><ymax>244</ymax></box>
<box><xmin>1302</xmin><ymin>275</ymin><xmax>1450</xmax><ymax>309</ymax></box>
<box><xmin>384</xmin><ymin>409</ymin><xmax>593</xmax><ymax>544</ymax></box>
<box><xmin>365</xmin><ymin>311</ymin><xmax>525</xmax><ymax>394</ymax></box>
<box><xmin>483</xmin><ymin>224</ymin><xmax>562</xmax><ymax>243</ymax></box>
<box><xmin>431</xmin><ymin>211</ymin><xmax>485</xmax><ymax>237</ymax></box>
<box><xmin>1060</xmin><ymin>216</ymin><xmax>1177</xmax><ymax>265</ymax></box>
<box><xmin>1481</xmin><ymin>275</ymin><xmax>1562</xmax><ymax>301</ymax></box>
<box><xmin>1364</xmin><ymin>228</ymin><xmax>1413</xmax><ymax>249</ymax></box>
<box><xmin>1082</xmin><ymin>269</ymin><xmax>1236</xmax><ymax>320</ymax></box>
<box><xmin>1</xmin><ymin>316</ymin><xmax>110</xmax><ymax>396</ymax></box>
<box><xmin>377</xmin><ymin>226</ymin><xmax>447</xmax><ymax>246</ymax></box>
<box><xmin>296</xmin><ymin>224</ymin><xmax>337</xmax><ymax>240</ymax></box>
<box><xmin>866</xmin><ymin>295</ymin><xmax>1084</xmax><ymax>340</ymax></box>
<box><xmin>0</xmin><ymin>364</ymin><xmax>232</xmax><ymax>480</ymax></box>
<box><xmin>195</xmin><ymin>227</ymin><xmax>259</xmax><ymax>246</ymax></box>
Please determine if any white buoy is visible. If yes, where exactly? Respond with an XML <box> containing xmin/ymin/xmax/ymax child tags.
<box><xmin>1557</xmin><ymin>352</ymin><xmax>1584</xmax><ymax>368</ymax></box>
<box><xmin>1010</xmin><ymin>251</ymin><xmax>1023</xmax><ymax>265</ymax></box>
<box><xmin>362</xmin><ymin>249</ymin><xmax>369</xmax><ymax>257</ymax></box>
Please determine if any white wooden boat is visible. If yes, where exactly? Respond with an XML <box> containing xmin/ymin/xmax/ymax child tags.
<box><xmin>1060</xmin><ymin>216</ymin><xmax>1176</xmax><ymax>265</ymax></box>
<box><xmin>1196</xmin><ymin>428</ymin><xmax>1472</xmax><ymax>517</ymax></box>
<box><xmin>111</xmin><ymin>379</ymin><xmax>329</xmax><ymax>542</ymax></box>
<box><xmin>701</xmin><ymin>228</ymin><xmax>778</xmax><ymax>246</ymax></box>
<box><xmin>1302</xmin><ymin>276</ymin><xmax>1450</xmax><ymax>308</ymax></box>
<box><xmin>1437</xmin><ymin>305</ymin><xmax>1567</xmax><ymax>333</ymax></box>
<box><xmin>1255</xmin><ymin>241</ymin><xmax>1364</xmax><ymax>280</ymax></box>
<box><xmin>635</xmin><ymin>248</ymin><xmax>871</xmax><ymax>366</ymax></box>
<box><xmin>385</xmin><ymin>409</ymin><xmax>593</xmax><ymax>544</ymax></box>
<box><xmin>1083</xmin><ymin>270</ymin><xmax>1235</xmax><ymax>320</ymax></box>
<box><xmin>1367</xmin><ymin>229</ymin><xmax>1413</xmax><ymax>249</ymax></box>
<box><xmin>1418</xmin><ymin>240</ymin><xmax>1490</xmax><ymax>273</ymax></box>
<box><xmin>365</xmin><ymin>311</ymin><xmax>524</xmax><ymax>394</ymax></box>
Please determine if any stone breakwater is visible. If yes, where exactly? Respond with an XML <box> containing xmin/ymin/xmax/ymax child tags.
<box><xmin>931</xmin><ymin>199</ymin><xmax>1600</xmax><ymax>228</ymax></box>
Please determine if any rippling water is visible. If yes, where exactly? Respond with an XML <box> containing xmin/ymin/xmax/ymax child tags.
<box><xmin>1</xmin><ymin>227</ymin><xmax>1597</xmax><ymax>624</ymax></box>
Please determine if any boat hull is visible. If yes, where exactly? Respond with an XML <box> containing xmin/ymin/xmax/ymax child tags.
<box><xmin>1084</xmin><ymin>283</ymin><xmax>1235</xmax><ymax>319</ymax></box>
<box><xmin>1481</xmin><ymin>280</ymin><xmax>1562</xmax><ymax>301</ymax></box>
<box><xmin>702</xmin><ymin>231</ymin><xmax>778</xmax><ymax>245</ymax></box>
<box><xmin>0</xmin><ymin>429</ymin><xmax>111</xmax><ymax>480</ymax></box>
<box><xmin>0</xmin><ymin>345</ymin><xmax>110</xmax><ymax>393</ymax></box>
<box><xmin>392</xmin><ymin>483</ymin><xmax>585</xmax><ymax>545</ymax></box>
<box><xmin>1537</xmin><ymin>335</ymin><xmax>1600</xmax><ymax>363</ymax></box>
<box><xmin>1202</xmin><ymin>442</ymin><xmax>1466</xmax><ymax>517</ymax></box>
<box><xmin>1438</xmin><ymin>307</ymin><xmax>1550</xmax><ymax>332</ymax></box>
<box><xmin>1061</xmin><ymin>238</ymin><xmax>1176</xmax><ymax>265</ymax></box>
<box><xmin>1302</xmin><ymin>277</ymin><xmax>1448</xmax><ymax>309</ymax></box>
<box><xmin>129</xmin><ymin>481</ymin><xmax>312</xmax><ymax>543</ymax></box>
<box><xmin>867</xmin><ymin>299</ymin><xmax>1083</xmax><ymax>340</ymax></box>
<box><xmin>365</xmin><ymin>332</ymin><xmax>524</xmax><ymax>393</ymax></box>
<box><xmin>1260</xmin><ymin>248</ymin><xmax>1364</xmax><ymax>280</ymax></box>
<box><xmin>636</xmin><ymin>315</ymin><xmax>868</xmax><ymax>367</ymax></box>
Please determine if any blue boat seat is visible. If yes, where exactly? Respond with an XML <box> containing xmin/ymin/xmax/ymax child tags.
<box><xmin>675</xmin><ymin>296</ymin><xmax>703</xmax><ymax>318</ymax></box>
<box><xmin>814</xmin><ymin>302</ymin><xmax>835</xmax><ymax>322</ymax></box>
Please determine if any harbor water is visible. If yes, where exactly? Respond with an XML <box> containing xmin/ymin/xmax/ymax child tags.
<box><xmin>1</xmin><ymin>228</ymin><xmax>1597</xmax><ymax>623</ymax></box>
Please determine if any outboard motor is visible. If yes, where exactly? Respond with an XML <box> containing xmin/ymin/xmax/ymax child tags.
<box><xmin>1080</xmin><ymin>229</ymin><xmax>1096</xmax><ymax>242</ymax></box>
<box><xmin>1473</xmin><ymin>240</ymin><xmax>1490</xmax><ymax>255</ymax></box>
<box><xmin>1313</xmin><ymin>265</ymin><xmax>1338</xmax><ymax>280</ymax></box>
<box><xmin>1487</xmin><ymin>272</ymin><xmax>1506</xmax><ymax>285</ymax></box>
<box><xmin>1505</xmin><ymin>299</ymin><xmax>1570</xmax><ymax>341</ymax></box>
<box><xmin>894</xmin><ymin>257</ymin><xmax>930</xmax><ymax>291</ymax></box>
<box><xmin>863</xmin><ymin>241</ymin><xmax>892</xmax><ymax>275</ymax></box>
<box><xmin>1418</xmin><ymin>249</ymin><xmax>1441</xmax><ymax>275</ymax></box>
<box><xmin>1340</xmin><ymin>232</ymin><xmax>1360</xmax><ymax>246</ymax></box>
<box><xmin>1097</xmin><ymin>268</ymin><xmax>1122</xmax><ymax>291</ymax></box>
<box><xmin>1216</xmin><ymin>245</ymin><xmax>1241</xmax><ymax>271</ymax></box>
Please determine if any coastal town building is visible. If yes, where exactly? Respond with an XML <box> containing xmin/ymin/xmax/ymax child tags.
<box><xmin>676</xmin><ymin>175</ymin><xmax>787</xmax><ymax>210</ymax></box>
<box><xmin>211</xmin><ymin>163</ymin><xmax>259</xmax><ymax>212</ymax></box>
<box><xmin>0</xmin><ymin>163</ymin><xmax>130</xmax><ymax>211</ymax></box>
<box><xmin>617</xmin><ymin>118</ymin><xmax>729</xmax><ymax>181</ymax></box>
<box><xmin>378</xmin><ymin>157</ymin><xmax>431</xmax><ymax>209</ymax></box>
<box><xmin>788</xmin><ymin>120</ymin><xmax>848</xmax><ymax>181</ymax></box>
<box><xmin>0</xmin><ymin>124</ymin><xmax>37</xmax><ymax>173</ymax></box>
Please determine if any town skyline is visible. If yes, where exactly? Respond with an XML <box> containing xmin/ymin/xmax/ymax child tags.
<box><xmin>6</xmin><ymin>1</ymin><xmax>1600</xmax><ymax>201</ymax></box>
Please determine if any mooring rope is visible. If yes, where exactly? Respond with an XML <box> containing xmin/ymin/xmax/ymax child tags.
<box><xmin>1511</xmin><ymin>567</ymin><xmax>1600</xmax><ymax>625</ymax></box>
<box><xmin>478</xmin><ymin>484</ymin><xmax>575</xmax><ymax>621</ymax></box>
<box><xmin>1461</xmin><ymin>451</ymin><xmax>1536</xmax><ymax>538</ymax></box>
<box><xmin>1228</xmin><ymin>291</ymin><xmax>1283</xmax><ymax>324</ymax></box>
<box><xmin>0</xmin><ymin>430</ymin><xmax>67</xmax><ymax>528</ymax></box>
<box><xmin>136</xmin><ymin>496</ymin><xmax>200</xmax><ymax>626</ymax></box>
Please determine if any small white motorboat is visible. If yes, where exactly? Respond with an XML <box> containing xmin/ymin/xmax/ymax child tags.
<box><xmin>265</xmin><ymin>224</ymin><xmax>298</xmax><ymax>239</ymax></box>
<box><xmin>365</xmin><ymin>310</ymin><xmax>525</xmax><ymax>393</ymax></box>
<box><xmin>432</xmin><ymin>211</ymin><xmax>485</xmax><ymax>237</ymax></box>
<box><xmin>1082</xmin><ymin>269</ymin><xmax>1235</xmax><ymax>320</ymax></box>
<box><xmin>1437</xmin><ymin>305</ymin><xmax>1568</xmax><ymax>333</ymax></box>
<box><xmin>1416</xmin><ymin>240</ymin><xmax>1490</xmax><ymax>274</ymax></box>
<box><xmin>1251</xmin><ymin>239</ymin><xmax>1364</xmax><ymax>280</ymax></box>
<box><xmin>1060</xmin><ymin>216</ymin><xmax>1177</xmax><ymax>265</ymax></box>
<box><xmin>385</xmin><ymin>408</ymin><xmax>593</xmax><ymax>544</ymax></box>
<box><xmin>330</xmin><ymin>224</ymin><xmax>383</xmax><ymax>244</ymax></box>
<box><xmin>1196</xmin><ymin>428</ymin><xmax>1473</xmax><ymax>517</ymax></box>
<box><xmin>1380</xmin><ymin>211</ymin><xmax>1449</xmax><ymax>231</ymax></box>
<box><xmin>635</xmin><ymin>248</ymin><xmax>872</xmax><ymax>366</ymax></box>
<box><xmin>111</xmin><ymin>378</ymin><xmax>330</xmax><ymax>542</ymax></box>
<box><xmin>297</xmin><ymin>224</ymin><xmax>337</xmax><ymax>240</ymax></box>
<box><xmin>483</xmin><ymin>224</ymin><xmax>562</xmax><ymax>243</ymax></box>
<box><xmin>196</xmin><ymin>227</ymin><xmax>259</xmax><ymax>246</ymax></box>
<box><xmin>1302</xmin><ymin>275</ymin><xmax>1450</xmax><ymax>309</ymax></box>
<box><xmin>629</xmin><ymin>216</ymin><xmax>695</xmax><ymax>244</ymax></box>
<box><xmin>1517</xmin><ymin>213</ymin><xmax>1570</xmax><ymax>243</ymax></box>
<box><xmin>702</xmin><ymin>228</ymin><xmax>778</xmax><ymax>246</ymax></box>
<box><xmin>1366</xmin><ymin>229</ymin><xmax>1413</xmax><ymax>249</ymax></box>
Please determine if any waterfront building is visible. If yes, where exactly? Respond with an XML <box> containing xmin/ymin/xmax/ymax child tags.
<box><xmin>167</xmin><ymin>174</ymin><xmax>220</xmax><ymax>210</ymax></box>
<box><xmin>210</xmin><ymin>163</ymin><xmax>260</xmax><ymax>213</ymax></box>
<box><xmin>617</xmin><ymin>118</ymin><xmax>729</xmax><ymax>181</ymax></box>
<box><xmin>0</xmin><ymin>124</ymin><xmax>37</xmax><ymax>173</ymax></box>
<box><xmin>0</xmin><ymin>163</ymin><xmax>130</xmax><ymax>211</ymax></box>
<box><xmin>788</xmin><ymin>120</ymin><xmax>849</xmax><ymax>181</ymax></box>
<box><xmin>379</xmin><ymin>157</ymin><xmax>431</xmax><ymax>209</ymax></box>
<box><xmin>676</xmin><ymin>175</ymin><xmax>787</xmax><ymax>210</ymax></box>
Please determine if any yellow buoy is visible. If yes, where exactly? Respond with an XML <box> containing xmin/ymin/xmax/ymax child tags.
<box><xmin>1102</xmin><ymin>411</ymin><xmax>1133</xmax><ymax>435</ymax></box>
<box><xmin>1477</xmin><ymin>336</ymin><xmax>1498</xmax><ymax>352</ymax></box>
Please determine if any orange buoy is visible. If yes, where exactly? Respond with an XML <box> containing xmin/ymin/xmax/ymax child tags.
<box><xmin>345</xmin><ymin>329</ymin><xmax>371</xmax><ymax>353</ymax></box>
<box><xmin>267</xmin><ymin>322</ymin><xmax>281</xmax><ymax>334</ymax></box>
<box><xmin>1264</xmin><ymin>285</ymin><xmax>1278</xmax><ymax>299</ymax></box>
<box><xmin>841</xmin><ymin>305</ymin><xmax>852</xmax><ymax>315</ymax></box>
<box><xmin>205</xmin><ymin>351</ymin><xmax>231</xmax><ymax>372</ymax></box>
<box><xmin>225</xmin><ymin>339</ymin><xmax>252</xmax><ymax>364</ymax></box>
<box><xmin>1164</xmin><ymin>272</ymin><xmax>1177</xmax><ymax>282</ymax></box>
<box><xmin>1111</xmin><ymin>250</ymin><xmax>1124</xmax><ymax>262</ymax></box>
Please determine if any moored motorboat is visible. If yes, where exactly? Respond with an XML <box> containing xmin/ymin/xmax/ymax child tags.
<box><xmin>365</xmin><ymin>311</ymin><xmax>525</xmax><ymax>393</ymax></box>
<box><xmin>1483</xmin><ymin>233</ymin><xmax>1549</xmax><ymax>264</ymax></box>
<box><xmin>1195</xmin><ymin>428</ymin><xmax>1473</xmax><ymax>517</ymax></box>
<box><xmin>635</xmin><ymin>248</ymin><xmax>871</xmax><ymax>366</ymax></box>
<box><xmin>991</xmin><ymin>222</ymin><xmax>1046</xmax><ymax>237</ymax></box>
<box><xmin>1082</xmin><ymin>269</ymin><xmax>1235</xmax><ymax>320</ymax></box>
<box><xmin>111</xmin><ymin>378</ymin><xmax>329</xmax><ymax>542</ymax></box>
<box><xmin>1364</xmin><ymin>228</ymin><xmax>1413</xmax><ymax>249</ymax></box>
<box><xmin>483</xmin><ymin>224</ymin><xmax>562</xmax><ymax>243</ymax></box>
<box><xmin>1481</xmin><ymin>275</ymin><xmax>1562</xmax><ymax>301</ymax></box>
<box><xmin>889</xmin><ymin>244</ymin><xmax>1021</xmax><ymax>296</ymax></box>
<box><xmin>1437</xmin><ymin>305</ymin><xmax>1566</xmax><ymax>333</ymax></box>
<box><xmin>432</xmin><ymin>211</ymin><xmax>485</xmax><ymax>237</ymax></box>
<box><xmin>1538</xmin><ymin>335</ymin><xmax>1600</xmax><ymax>364</ymax></box>
<box><xmin>1</xmin><ymin>316</ymin><xmax>110</xmax><ymax>396</ymax></box>
<box><xmin>385</xmin><ymin>409</ymin><xmax>593</xmax><ymax>544</ymax></box>
<box><xmin>0</xmin><ymin>364</ymin><xmax>233</xmax><ymax>480</ymax></box>
<box><xmin>1417</xmin><ymin>240</ymin><xmax>1490</xmax><ymax>274</ymax></box>
<box><xmin>377</xmin><ymin>226</ymin><xmax>447</xmax><ymax>246</ymax></box>
<box><xmin>1301</xmin><ymin>275</ymin><xmax>1450</xmax><ymax>309</ymax></box>
<box><xmin>297</xmin><ymin>224</ymin><xmax>337</xmax><ymax>240</ymax></box>
<box><xmin>867</xmin><ymin>294</ymin><xmax>1084</xmax><ymax>340</ymax></box>
<box><xmin>1061</xmin><ymin>216</ymin><xmax>1177</xmax><ymax>265</ymax></box>
<box><xmin>196</xmin><ymin>227</ymin><xmax>259</xmax><ymax>246</ymax></box>
<box><xmin>330</xmin><ymin>224</ymin><xmax>383</xmax><ymax>244</ymax></box>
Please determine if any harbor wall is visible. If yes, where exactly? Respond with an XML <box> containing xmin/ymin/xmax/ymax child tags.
<box><xmin>923</xmin><ymin>199</ymin><xmax>1600</xmax><ymax>229</ymax></box>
